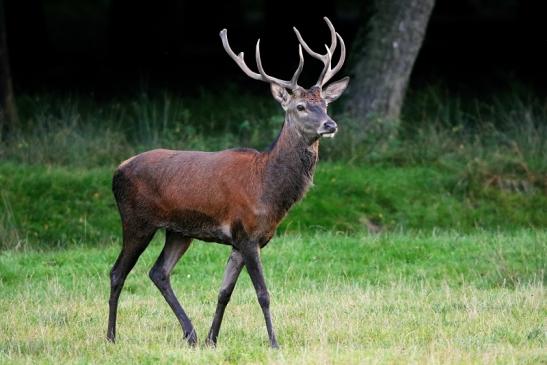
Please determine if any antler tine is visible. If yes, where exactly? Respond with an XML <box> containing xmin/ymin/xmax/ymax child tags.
<box><xmin>323</xmin><ymin>17</ymin><xmax>338</xmax><ymax>56</ymax></box>
<box><xmin>220</xmin><ymin>28</ymin><xmax>302</xmax><ymax>90</ymax></box>
<box><xmin>322</xmin><ymin>32</ymin><xmax>346</xmax><ymax>85</ymax></box>
<box><xmin>291</xmin><ymin>45</ymin><xmax>304</xmax><ymax>87</ymax></box>
<box><xmin>293</xmin><ymin>17</ymin><xmax>346</xmax><ymax>87</ymax></box>
<box><xmin>316</xmin><ymin>45</ymin><xmax>332</xmax><ymax>88</ymax></box>
<box><xmin>220</xmin><ymin>29</ymin><xmax>263</xmax><ymax>81</ymax></box>
<box><xmin>293</xmin><ymin>26</ymin><xmax>323</xmax><ymax>61</ymax></box>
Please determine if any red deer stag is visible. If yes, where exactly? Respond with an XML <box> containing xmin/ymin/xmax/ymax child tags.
<box><xmin>107</xmin><ymin>17</ymin><xmax>349</xmax><ymax>348</ymax></box>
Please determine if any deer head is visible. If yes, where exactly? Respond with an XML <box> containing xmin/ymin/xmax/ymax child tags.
<box><xmin>220</xmin><ymin>17</ymin><xmax>349</xmax><ymax>143</ymax></box>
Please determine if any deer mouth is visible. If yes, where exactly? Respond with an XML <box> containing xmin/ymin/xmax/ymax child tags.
<box><xmin>321</xmin><ymin>131</ymin><xmax>337</xmax><ymax>138</ymax></box>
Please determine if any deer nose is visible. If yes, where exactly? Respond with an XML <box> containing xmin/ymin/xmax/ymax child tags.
<box><xmin>322</xmin><ymin>120</ymin><xmax>337</xmax><ymax>133</ymax></box>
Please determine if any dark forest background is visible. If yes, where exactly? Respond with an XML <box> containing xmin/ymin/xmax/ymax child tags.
<box><xmin>5</xmin><ymin>0</ymin><xmax>547</xmax><ymax>96</ymax></box>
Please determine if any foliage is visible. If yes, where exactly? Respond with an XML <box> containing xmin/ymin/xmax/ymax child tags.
<box><xmin>0</xmin><ymin>90</ymin><xmax>279</xmax><ymax>167</ymax></box>
<box><xmin>0</xmin><ymin>88</ymin><xmax>544</xmax><ymax>242</ymax></box>
<box><xmin>0</xmin><ymin>87</ymin><xmax>545</xmax><ymax>249</ymax></box>
<box><xmin>1</xmin><ymin>87</ymin><xmax>545</xmax><ymax>173</ymax></box>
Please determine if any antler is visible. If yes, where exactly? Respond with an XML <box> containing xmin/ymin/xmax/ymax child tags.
<box><xmin>293</xmin><ymin>17</ymin><xmax>346</xmax><ymax>87</ymax></box>
<box><xmin>220</xmin><ymin>29</ymin><xmax>304</xmax><ymax>90</ymax></box>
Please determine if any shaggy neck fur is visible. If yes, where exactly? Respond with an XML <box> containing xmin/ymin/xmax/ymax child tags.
<box><xmin>261</xmin><ymin>116</ymin><xmax>319</xmax><ymax>220</ymax></box>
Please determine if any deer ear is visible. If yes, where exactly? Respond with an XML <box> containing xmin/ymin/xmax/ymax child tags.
<box><xmin>323</xmin><ymin>77</ymin><xmax>350</xmax><ymax>104</ymax></box>
<box><xmin>270</xmin><ymin>83</ymin><xmax>290</xmax><ymax>109</ymax></box>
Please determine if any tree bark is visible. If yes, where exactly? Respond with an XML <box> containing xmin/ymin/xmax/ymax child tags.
<box><xmin>0</xmin><ymin>0</ymin><xmax>18</xmax><ymax>138</ymax></box>
<box><xmin>344</xmin><ymin>0</ymin><xmax>435</xmax><ymax>130</ymax></box>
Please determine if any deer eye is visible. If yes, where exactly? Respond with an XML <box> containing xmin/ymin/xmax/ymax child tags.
<box><xmin>296</xmin><ymin>104</ymin><xmax>306</xmax><ymax>111</ymax></box>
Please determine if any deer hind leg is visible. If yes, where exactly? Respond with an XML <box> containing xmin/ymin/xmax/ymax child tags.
<box><xmin>206</xmin><ymin>248</ymin><xmax>244</xmax><ymax>346</ymax></box>
<box><xmin>149</xmin><ymin>230</ymin><xmax>196</xmax><ymax>345</ymax></box>
<box><xmin>107</xmin><ymin>222</ymin><xmax>156</xmax><ymax>343</ymax></box>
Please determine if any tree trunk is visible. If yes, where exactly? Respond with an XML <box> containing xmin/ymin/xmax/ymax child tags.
<box><xmin>344</xmin><ymin>0</ymin><xmax>435</xmax><ymax>130</ymax></box>
<box><xmin>0</xmin><ymin>0</ymin><xmax>18</xmax><ymax>138</ymax></box>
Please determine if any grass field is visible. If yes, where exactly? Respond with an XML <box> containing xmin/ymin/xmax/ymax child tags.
<box><xmin>0</xmin><ymin>231</ymin><xmax>545</xmax><ymax>364</ymax></box>
<box><xmin>0</xmin><ymin>90</ymin><xmax>545</xmax><ymax>363</ymax></box>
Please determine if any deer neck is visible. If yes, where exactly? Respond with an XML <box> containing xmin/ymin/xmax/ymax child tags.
<box><xmin>261</xmin><ymin>118</ymin><xmax>319</xmax><ymax>219</ymax></box>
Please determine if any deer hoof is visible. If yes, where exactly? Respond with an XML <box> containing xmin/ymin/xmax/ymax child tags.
<box><xmin>185</xmin><ymin>330</ymin><xmax>198</xmax><ymax>346</ymax></box>
<box><xmin>205</xmin><ymin>337</ymin><xmax>217</xmax><ymax>348</ymax></box>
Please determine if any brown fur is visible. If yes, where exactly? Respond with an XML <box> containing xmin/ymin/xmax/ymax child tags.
<box><xmin>298</xmin><ymin>86</ymin><xmax>324</xmax><ymax>104</ymax></box>
<box><xmin>113</xmin><ymin>120</ymin><xmax>317</xmax><ymax>250</ymax></box>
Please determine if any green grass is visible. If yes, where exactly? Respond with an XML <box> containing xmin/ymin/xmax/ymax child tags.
<box><xmin>1</xmin><ymin>162</ymin><xmax>546</xmax><ymax>249</ymax></box>
<box><xmin>0</xmin><ymin>231</ymin><xmax>545</xmax><ymax>364</ymax></box>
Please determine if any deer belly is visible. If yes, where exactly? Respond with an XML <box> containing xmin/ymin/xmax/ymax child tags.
<box><xmin>163</xmin><ymin>207</ymin><xmax>276</xmax><ymax>247</ymax></box>
<box><xmin>164</xmin><ymin>209</ymin><xmax>232</xmax><ymax>245</ymax></box>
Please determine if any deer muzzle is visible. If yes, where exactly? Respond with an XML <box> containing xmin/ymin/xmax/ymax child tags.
<box><xmin>318</xmin><ymin>119</ymin><xmax>338</xmax><ymax>137</ymax></box>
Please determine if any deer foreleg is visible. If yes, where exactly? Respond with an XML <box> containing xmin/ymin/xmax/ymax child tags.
<box><xmin>242</xmin><ymin>244</ymin><xmax>279</xmax><ymax>349</ymax></box>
